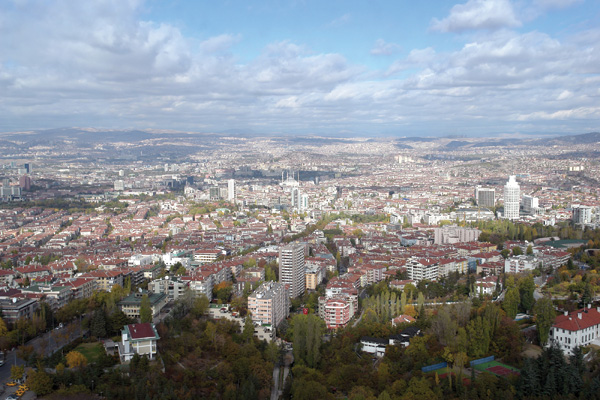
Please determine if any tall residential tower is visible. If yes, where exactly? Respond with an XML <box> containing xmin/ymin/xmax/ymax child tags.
<box><xmin>503</xmin><ymin>176</ymin><xmax>520</xmax><ymax>220</ymax></box>
<box><xmin>279</xmin><ymin>243</ymin><xmax>306</xmax><ymax>298</ymax></box>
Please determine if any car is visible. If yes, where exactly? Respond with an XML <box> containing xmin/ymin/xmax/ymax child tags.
<box><xmin>7</xmin><ymin>381</ymin><xmax>18</xmax><ymax>386</ymax></box>
<box><xmin>6</xmin><ymin>395</ymin><xmax>19</xmax><ymax>400</ymax></box>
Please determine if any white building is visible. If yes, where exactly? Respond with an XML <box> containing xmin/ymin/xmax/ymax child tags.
<box><xmin>504</xmin><ymin>255</ymin><xmax>539</xmax><ymax>274</ymax></box>
<box><xmin>549</xmin><ymin>305</ymin><xmax>600</xmax><ymax>355</ymax></box>
<box><xmin>279</xmin><ymin>243</ymin><xmax>306</xmax><ymax>298</ymax></box>
<box><xmin>119</xmin><ymin>323</ymin><xmax>160</xmax><ymax>362</ymax></box>
<box><xmin>114</xmin><ymin>180</ymin><xmax>125</xmax><ymax>191</ymax></box>
<box><xmin>227</xmin><ymin>179</ymin><xmax>235</xmax><ymax>201</ymax></box>
<box><xmin>434</xmin><ymin>225</ymin><xmax>481</xmax><ymax>245</ymax></box>
<box><xmin>503</xmin><ymin>176</ymin><xmax>520</xmax><ymax>220</ymax></box>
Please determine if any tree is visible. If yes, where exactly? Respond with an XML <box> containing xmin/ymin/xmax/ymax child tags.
<box><xmin>527</xmin><ymin>245</ymin><xmax>534</xmax><ymax>255</ymax></box>
<box><xmin>292</xmin><ymin>314</ymin><xmax>324</xmax><ymax>368</ymax></box>
<box><xmin>26</xmin><ymin>365</ymin><xmax>54</xmax><ymax>396</ymax></box>
<box><xmin>140</xmin><ymin>294</ymin><xmax>152</xmax><ymax>323</ymax></box>
<box><xmin>10</xmin><ymin>364</ymin><xmax>25</xmax><ymax>381</ymax></box>
<box><xmin>90</xmin><ymin>309</ymin><xmax>107</xmax><ymax>338</ymax></box>
<box><xmin>503</xmin><ymin>286</ymin><xmax>520</xmax><ymax>319</ymax></box>
<box><xmin>66</xmin><ymin>350</ymin><xmax>88</xmax><ymax>369</ymax></box>
<box><xmin>512</xmin><ymin>246</ymin><xmax>523</xmax><ymax>256</ymax></box>
<box><xmin>242</xmin><ymin>315</ymin><xmax>254</xmax><ymax>343</ymax></box>
<box><xmin>533</xmin><ymin>296</ymin><xmax>555</xmax><ymax>345</ymax></box>
<box><xmin>192</xmin><ymin>294</ymin><xmax>210</xmax><ymax>318</ymax></box>
<box><xmin>518</xmin><ymin>275</ymin><xmax>536</xmax><ymax>313</ymax></box>
<box><xmin>0</xmin><ymin>317</ymin><xmax>7</xmax><ymax>337</ymax></box>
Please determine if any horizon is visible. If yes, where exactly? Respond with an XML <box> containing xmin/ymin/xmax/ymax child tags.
<box><xmin>1</xmin><ymin>0</ymin><xmax>599</xmax><ymax>137</ymax></box>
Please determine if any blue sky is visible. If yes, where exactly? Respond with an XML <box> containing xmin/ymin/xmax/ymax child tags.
<box><xmin>0</xmin><ymin>0</ymin><xmax>599</xmax><ymax>137</ymax></box>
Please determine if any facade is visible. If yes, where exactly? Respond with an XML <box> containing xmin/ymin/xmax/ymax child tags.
<box><xmin>406</xmin><ymin>258</ymin><xmax>439</xmax><ymax>283</ymax></box>
<box><xmin>227</xmin><ymin>179</ymin><xmax>235</xmax><ymax>201</ymax></box>
<box><xmin>119</xmin><ymin>323</ymin><xmax>160</xmax><ymax>362</ymax></box>
<box><xmin>279</xmin><ymin>243</ymin><xmax>306</xmax><ymax>298</ymax></box>
<box><xmin>504</xmin><ymin>255</ymin><xmax>539</xmax><ymax>274</ymax></box>
<box><xmin>549</xmin><ymin>305</ymin><xmax>600</xmax><ymax>355</ymax></box>
<box><xmin>522</xmin><ymin>195</ymin><xmax>539</xmax><ymax>214</ymax></box>
<box><xmin>305</xmin><ymin>263</ymin><xmax>325</xmax><ymax>290</ymax></box>
<box><xmin>148</xmin><ymin>277</ymin><xmax>189</xmax><ymax>301</ymax></box>
<box><xmin>248</xmin><ymin>281</ymin><xmax>289</xmax><ymax>328</ymax></box>
<box><xmin>503</xmin><ymin>176</ymin><xmax>520</xmax><ymax>220</ymax></box>
<box><xmin>0</xmin><ymin>298</ymin><xmax>38</xmax><ymax>325</ymax></box>
<box><xmin>572</xmin><ymin>205</ymin><xmax>592</xmax><ymax>225</ymax></box>
<box><xmin>118</xmin><ymin>291</ymin><xmax>168</xmax><ymax>321</ymax></box>
<box><xmin>433</xmin><ymin>225</ymin><xmax>481</xmax><ymax>245</ymax></box>
<box><xmin>474</xmin><ymin>187</ymin><xmax>495</xmax><ymax>208</ymax></box>
<box><xmin>320</xmin><ymin>296</ymin><xmax>355</xmax><ymax>329</ymax></box>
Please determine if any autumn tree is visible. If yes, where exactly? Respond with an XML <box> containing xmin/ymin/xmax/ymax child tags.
<box><xmin>292</xmin><ymin>314</ymin><xmax>325</xmax><ymax>368</ymax></box>
<box><xmin>26</xmin><ymin>364</ymin><xmax>54</xmax><ymax>396</ymax></box>
<box><xmin>518</xmin><ymin>275</ymin><xmax>536</xmax><ymax>313</ymax></box>
<box><xmin>66</xmin><ymin>350</ymin><xmax>88</xmax><ymax>369</ymax></box>
<box><xmin>10</xmin><ymin>364</ymin><xmax>25</xmax><ymax>381</ymax></box>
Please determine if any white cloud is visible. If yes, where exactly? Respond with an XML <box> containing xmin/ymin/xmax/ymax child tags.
<box><xmin>370</xmin><ymin>39</ymin><xmax>401</xmax><ymax>56</ymax></box>
<box><xmin>200</xmin><ymin>34</ymin><xmax>242</xmax><ymax>53</ymax></box>
<box><xmin>431</xmin><ymin>0</ymin><xmax>521</xmax><ymax>33</ymax></box>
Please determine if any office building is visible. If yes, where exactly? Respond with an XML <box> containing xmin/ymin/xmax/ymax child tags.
<box><xmin>503</xmin><ymin>176</ymin><xmax>520</xmax><ymax>220</ymax></box>
<box><xmin>248</xmin><ymin>281</ymin><xmax>289</xmax><ymax>328</ymax></box>
<box><xmin>279</xmin><ymin>243</ymin><xmax>306</xmax><ymax>298</ymax></box>
<box><xmin>227</xmin><ymin>179</ymin><xmax>235</xmax><ymax>201</ymax></box>
<box><xmin>522</xmin><ymin>195</ymin><xmax>539</xmax><ymax>214</ymax></box>
<box><xmin>572</xmin><ymin>205</ymin><xmax>592</xmax><ymax>225</ymax></box>
<box><xmin>114</xmin><ymin>180</ymin><xmax>125</xmax><ymax>191</ymax></box>
<box><xmin>474</xmin><ymin>186</ymin><xmax>495</xmax><ymax>208</ymax></box>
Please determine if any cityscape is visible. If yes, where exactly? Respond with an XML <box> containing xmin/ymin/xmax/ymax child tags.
<box><xmin>1</xmin><ymin>0</ymin><xmax>600</xmax><ymax>399</ymax></box>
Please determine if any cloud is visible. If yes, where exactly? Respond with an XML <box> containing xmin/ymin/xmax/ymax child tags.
<box><xmin>327</xmin><ymin>13</ymin><xmax>351</xmax><ymax>28</ymax></box>
<box><xmin>431</xmin><ymin>0</ymin><xmax>521</xmax><ymax>33</ymax></box>
<box><xmin>370</xmin><ymin>39</ymin><xmax>401</xmax><ymax>56</ymax></box>
<box><xmin>200</xmin><ymin>34</ymin><xmax>242</xmax><ymax>53</ymax></box>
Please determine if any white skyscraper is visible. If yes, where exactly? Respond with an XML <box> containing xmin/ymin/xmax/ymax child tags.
<box><xmin>503</xmin><ymin>176</ymin><xmax>520</xmax><ymax>220</ymax></box>
<box><xmin>279</xmin><ymin>243</ymin><xmax>306</xmax><ymax>298</ymax></box>
<box><xmin>227</xmin><ymin>179</ymin><xmax>235</xmax><ymax>201</ymax></box>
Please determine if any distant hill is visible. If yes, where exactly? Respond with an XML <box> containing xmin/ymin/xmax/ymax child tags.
<box><xmin>535</xmin><ymin>132</ymin><xmax>600</xmax><ymax>146</ymax></box>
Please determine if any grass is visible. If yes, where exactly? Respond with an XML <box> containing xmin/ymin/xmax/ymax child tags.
<box><xmin>72</xmin><ymin>342</ymin><xmax>105</xmax><ymax>364</ymax></box>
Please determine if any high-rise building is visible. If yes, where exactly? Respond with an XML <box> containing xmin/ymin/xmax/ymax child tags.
<box><xmin>19</xmin><ymin>176</ymin><xmax>32</xmax><ymax>190</ymax></box>
<box><xmin>503</xmin><ymin>176</ymin><xmax>520</xmax><ymax>220</ymax></box>
<box><xmin>522</xmin><ymin>195</ymin><xmax>539</xmax><ymax>214</ymax></box>
<box><xmin>474</xmin><ymin>186</ymin><xmax>495</xmax><ymax>208</ymax></box>
<box><xmin>279</xmin><ymin>243</ymin><xmax>306</xmax><ymax>298</ymax></box>
<box><xmin>114</xmin><ymin>180</ymin><xmax>125</xmax><ymax>191</ymax></box>
<box><xmin>227</xmin><ymin>179</ymin><xmax>235</xmax><ymax>201</ymax></box>
<box><xmin>572</xmin><ymin>205</ymin><xmax>592</xmax><ymax>225</ymax></box>
<box><xmin>248</xmin><ymin>281</ymin><xmax>289</xmax><ymax>328</ymax></box>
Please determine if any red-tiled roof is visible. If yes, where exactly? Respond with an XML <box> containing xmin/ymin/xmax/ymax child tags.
<box><xmin>553</xmin><ymin>307</ymin><xmax>600</xmax><ymax>331</ymax></box>
<box><xmin>127</xmin><ymin>323</ymin><xmax>157</xmax><ymax>340</ymax></box>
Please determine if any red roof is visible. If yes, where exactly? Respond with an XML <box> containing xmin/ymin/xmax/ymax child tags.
<box><xmin>127</xmin><ymin>323</ymin><xmax>158</xmax><ymax>340</ymax></box>
<box><xmin>553</xmin><ymin>307</ymin><xmax>600</xmax><ymax>331</ymax></box>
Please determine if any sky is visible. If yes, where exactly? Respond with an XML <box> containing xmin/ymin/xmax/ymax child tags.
<box><xmin>0</xmin><ymin>0</ymin><xmax>599</xmax><ymax>137</ymax></box>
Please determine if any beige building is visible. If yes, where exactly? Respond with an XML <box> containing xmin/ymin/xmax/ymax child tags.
<box><xmin>248</xmin><ymin>281</ymin><xmax>289</xmax><ymax>328</ymax></box>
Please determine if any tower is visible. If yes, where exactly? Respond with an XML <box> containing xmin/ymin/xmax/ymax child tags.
<box><xmin>503</xmin><ymin>176</ymin><xmax>520</xmax><ymax>220</ymax></box>
<box><xmin>279</xmin><ymin>243</ymin><xmax>305</xmax><ymax>298</ymax></box>
<box><xmin>227</xmin><ymin>179</ymin><xmax>235</xmax><ymax>201</ymax></box>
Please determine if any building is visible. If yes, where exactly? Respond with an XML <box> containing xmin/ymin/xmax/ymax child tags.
<box><xmin>503</xmin><ymin>176</ymin><xmax>520</xmax><ymax>220</ymax></box>
<box><xmin>305</xmin><ymin>263</ymin><xmax>325</xmax><ymax>290</ymax></box>
<box><xmin>279</xmin><ymin>243</ymin><xmax>306</xmax><ymax>298</ymax></box>
<box><xmin>227</xmin><ymin>179</ymin><xmax>235</xmax><ymax>201</ymax></box>
<box><xmin>248</xmin><ymin>281</ymin><xmax>289</xmax><ymax>328</ymax></box>
<box><xmin>148</xmin><ymin>276</ymin><xmax>189</xmax><ymax>301</ymax></box>
<box><xmin>549</xmin><ymin>305</ymin><xmax>600</xmax><ymax>355</ymax></box>
<box><xmin>320</xmin><ymin>296</ymin><xmax>355</xmax><ymax>329</ymax></box>
<box><xmin>434</xmin><ymin>225</ymin><xmax>481</xmax><ymax>245</ymax></box>
<box><xmin>114</xmin><ymin>180</ymin><xmax>125</xmax><ymax>191</ymax></box>
<box><xmin>0</xmin><ymin>297</ymin><xmax>38</xmax><ymax>326</ymax></box>
<box><xmin>119</xmin><ymin>323</ymin><xmax>160</xmax><ymax>362</ymax></box>
<box><xmin>474</xmin><ymin>186</ymin><xmax>495</xmax><ymax>208</ymax></box>
<box><xmin>504</xmin><ymin>255</ymin><xmax>539</xmax><ymax>274</ymax></box>
<box><xmin>118</xmin><ymin>291</ymin><xmax>168</xmax><ymax>321</ymax></box>
<box><xmin>572</xmin><ymin>205</ymin><xmax>592</xmax><ymax>225</ymax></box>
<box><xmin>19</xmin><ymin>176</ymin><xmax>32</xmax><ymax>190</ymax></box>
<box><xmin>406</xmin><ymin>258</ymin><xmax>439</xmax><ymax>283</ymax></box>
<box><xmin>522</xmin><ymin>195</ymin><xmax>539</xmax><ymax>214</ymax></box>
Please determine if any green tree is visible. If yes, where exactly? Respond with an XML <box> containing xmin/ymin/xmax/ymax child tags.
<box><xmin>518</xmin><ymin>275</ymin><xmax>536</xmax><ymax>313</ymax></box>
<box><xmin>292</xmin><ymin>314</ymin><xmax>324</xmax><ymax>368</ymax></box>
<box><xmin>512</xmin><ymin>246</ymin><xmax>523</xmax><ymax>256</ymax></box>
<box><xmin>503</xmin><ymin>286</ymin><xmax>520</xmax><ymax>319</ymax></box>
<box><xmin>533</xmin><ymin>296</ymin><xmax>555</xmax><ymax>345</ymax></box>
<box><xmin>90</xmin><ymin>309</ymin><xmax>107</xmax><ymax>338</ymax></box>
<box><xmin>242</xmin><ymin>315</ymin><xmax>254</xmax><ymax>343</ymax></box>
<box><xmin>140</xmin><ymin>294</ymin><xmax>152</xmax><ymax>323</ymax></box>
<box><xmin>526</xmin><ymin>245</ymin><xmax>534</xmax><ymax>255</ymax></box>
<box><xmin>192</xmin><ymin>294</ymin><xmax>210</xmax><ymax>318</ymax></box>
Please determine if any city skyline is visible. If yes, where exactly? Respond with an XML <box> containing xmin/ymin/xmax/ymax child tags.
<box><xmin>1</xmin><ymin>0</ymin><xmax>599</xmax><ymax>137</ymax></box>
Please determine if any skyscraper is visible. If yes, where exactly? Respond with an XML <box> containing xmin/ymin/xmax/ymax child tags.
<box><xmin>503</xmin><ymin>176</ymin><xmax>520</xmax><ymax>220</ymax></box>
<box><xmin>572</xmin><ymin>205</ymin><xmax>592</xmax><ymax>225</ymax></box>
<box><xmin>474</xmin><ymin>186</ymin><xmax>495</xmax><ymax>208</ymax></box>
<box><xmin>279</xmin><ymin>243</ymin><xmax>305</xmax><ymax>298</ymax></box>
<box><xmin>227</xmin><ymin>179</ymin><xmax>235</xmax><ymax>201</ymax></box>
